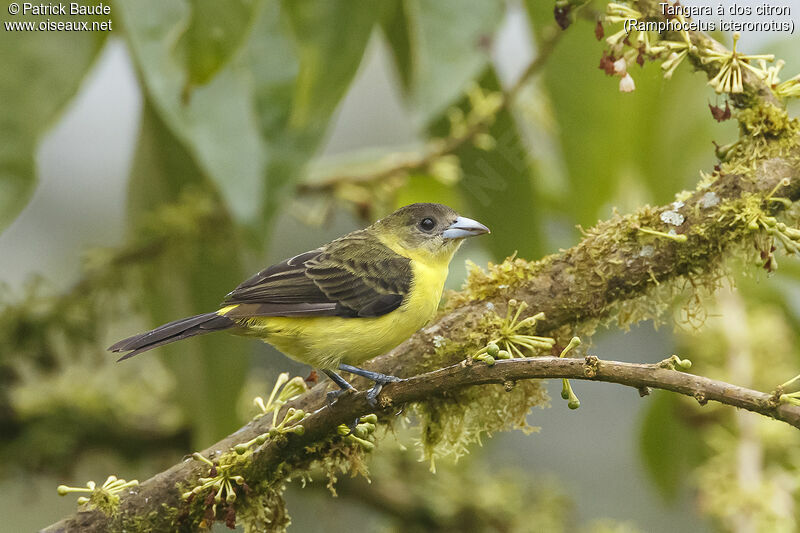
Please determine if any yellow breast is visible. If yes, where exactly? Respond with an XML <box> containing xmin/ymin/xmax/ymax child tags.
<box><xmin>232</xmin><ymin>259</ymin><xmax>449</xmax><ymax>370</ymax></box>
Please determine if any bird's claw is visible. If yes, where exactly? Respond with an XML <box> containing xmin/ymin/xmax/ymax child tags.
<box><xmin>365</xmin><ymin>376</ymin><xmax>403</xmax><ymax>407</ymax></box>
<box><xmin>326</xmin><ymin>387</ymin><xmax>355</xmax><ymax>408</ymax></box>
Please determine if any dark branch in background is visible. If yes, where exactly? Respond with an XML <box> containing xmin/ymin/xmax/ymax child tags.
<box><xmin>295</xmin><ymin>26</ymin><xmax>563</xmax><ymax>198</ymax></box>
<box><xmin>0</xmin><ymin>190</ymin><xmax>228</xmax><ymax>470</ymax></box>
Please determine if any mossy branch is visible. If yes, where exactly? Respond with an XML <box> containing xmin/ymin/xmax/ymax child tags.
<box><xmin>42</xmin><ymin>354</ymin><xmax>800</xmax><ymax>532</ymax></box>
<box><xmin>43</xmin><ymin>123</ymin><xmax>800</xmax><ymax>531</ymax></box>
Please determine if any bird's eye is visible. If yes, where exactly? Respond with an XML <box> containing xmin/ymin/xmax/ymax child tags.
<box><xmin>419</xmin><ymin>217</ymin><xmax>436</xmax><ymax>232</ymax></box>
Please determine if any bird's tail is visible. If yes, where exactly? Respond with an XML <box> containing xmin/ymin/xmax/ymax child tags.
<box><xmin>109</xmin><ymin>312</ymin><xmax>236</xmax><ymax>361</ymax></box>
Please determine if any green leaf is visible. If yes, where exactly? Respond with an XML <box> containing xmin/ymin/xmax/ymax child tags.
<box><xmin>118</xmin><ymin>0</ymin><xmax>381</xmax><ymax>235</ymax></box>
<box><xmin>430</xmin><ymin>68</ymin><xmax>544</xmax><ymax>260</ymax></box>
<box><xmin>177</xmin><ymin>0</ymin><xmax>264</xmax><ymax>87</ymax></box>
<box><xmin>380</xmin><ymin>0</ymin><xmax>413</xmax><ymax>92</ymax></box>
<box><xmin>639</xmin><ymin>392</ymin><xmax>704</xmax><ymax>501</ymax></box>
<box><xmin>253</xmin><ymin>0</ymin><xmax>384</xmax><ymax>226</ymax></box>
<box><xmin>127</xmin><ymin>100</ymin><xmax>249</xmax><ymax>446</ymax></box>
<box><xmin>384</xmin><ymin>0</ymin><xmax>505</xmax><ymax>122</ymax></box>
<box><xmin>117</xmin><ymin>0</ymin><xmax>264</xmax><ymax>225</ymax></box>
<box><xmin>282</xmin><ymin>0</ymin><xmax>384</xmax><ymax>132</ymax></box>
<box><xmin>0</xmin><ymin>4</ymin><xmax>106</xmax><ymax>234</ymax></box>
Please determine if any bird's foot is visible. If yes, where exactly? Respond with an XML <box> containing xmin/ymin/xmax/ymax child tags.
<box><xmin>325</xmin><ymin>387</ymin><xmax>355</xmax><ymax>409</ymax></box>
<box><xmin>327</xmin><ymin>365</ymin><xmax>403</xmax><ymax>407</ymax></box>
<box><xmin>337</xmin><ymin>363</ymin><xmax>402</xmax><ymax>407</ymax></box>
<box><xmin>322</xmin><ymin>369</ymin><xmax>357</xmax><ymax>408</ymax></box>
<box><xmin>365</xmin><ymin>375</ymin><xmax>402</xmax><ymax>407</ymax></box>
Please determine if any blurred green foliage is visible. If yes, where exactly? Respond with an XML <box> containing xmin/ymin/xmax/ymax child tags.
<box><xmin>525</xmin><ymin>0</ymin><xmax>733</xmax><ymax>226</ymax></box>
<box><xmin>382</xmin><ymin>0</ymin><xmax>504</xmax><ymax>122</ymax></box>
<box><xmin>639</xmin><ymin>392</ymin><xmax>705</xmax><ymax>501</ymax></box>
<box><xmin>434</xmin><ymin>68</ymin><xmax>545</xmax><ymax>259</ymax></box>
<box><xmin>0</xmin><ymin>1</ymin><xmax>107</xmax><ymax>233</ymax></box>
<box><xmin>2</xmin><ymin>0</ymin><xmax>800</xmax><ymax>531</ymax></box>
<box><xmin>127</xmin><ymin>101</ymin><xmax>250</xmax><ymax>445</ymax></box>
<box><xmin>177</xmin><ymin>0</ymin><xmax>262</xmax><ymax>87</ymax></box>
<box><xmin>661</xmin><ymin>283</ymin><xmax>800</xmax><ymax>530</ymax></box>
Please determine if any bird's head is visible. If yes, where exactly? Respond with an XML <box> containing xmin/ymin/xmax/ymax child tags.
<box><xmin>372</xmin><ymin>203</ymin><xmax>490</xmax><ymax>264</ymax></box>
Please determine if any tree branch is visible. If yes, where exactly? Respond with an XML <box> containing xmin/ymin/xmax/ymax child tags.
<box><xmin>43</xmin><ymin>129</ymin><xmax>800</xmax><ymax>531</ymax></box>
<box><xmin>43</xmin><ymin>352</ymin><xmax>800</xmax><ymax>533</ymax></box>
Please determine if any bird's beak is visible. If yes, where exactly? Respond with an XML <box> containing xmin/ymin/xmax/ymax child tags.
<box><xmin>442</xmin><ymin>216</ymin><xmax>490</xmax><ymax>240</ymax></box>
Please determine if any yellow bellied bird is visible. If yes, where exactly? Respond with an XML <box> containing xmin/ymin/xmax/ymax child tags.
<box><xmin>110</xmin><ymin>203</ymin><xmax>489</xmax><ymax>405</ymax></box>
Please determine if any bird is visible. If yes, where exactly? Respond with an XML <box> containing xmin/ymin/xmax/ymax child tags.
<box><xmin>109</xmin><ymin>203</ymin><xmax>489</xmax><ymax>405</ymax></box>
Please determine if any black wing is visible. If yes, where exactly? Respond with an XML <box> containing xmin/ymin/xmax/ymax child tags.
<box><xmin>222</xmin><ymin>232</ymin><xmax>412</xmax><ymax>318</ymax></box>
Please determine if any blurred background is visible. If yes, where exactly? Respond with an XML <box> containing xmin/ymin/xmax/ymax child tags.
<box><xmin>1</xmin><ymin>0</ymin><xmax>800</xmax><ymax>531</ymax></box>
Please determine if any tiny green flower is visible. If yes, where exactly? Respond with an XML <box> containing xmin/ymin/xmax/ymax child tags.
<box><xmin>182</xmin><ymin>454</ymin><xmax>245</xmax><ymax>506</ymax></box>
<box><xmin>703</xmin><ymin>33</ymin><xmax>774</xmax><ymax>94</ymax></box>
<box><xmin>471</xmin><ymin>300</ymin><xmax>556</xmax><ymax>365</ymax></box>
<box><xmin>559</xmin><ymin>337</ymin><xmax>582</xmax><ymax>410</ymax></box>
<box><xmin>775</xmin><ymin>73</ymin><xmax>800</xmax><ymax>99</ymax></box>
<box><xmin>659</xmin><ymin>354</ymin><xmax>693</xmax><ymax>370</ymax></box>
<box><xmin>57</xmin><ymin>475</ymin><xmax>138</xmax><ymax>511</ymax></box>
<box><xmin>253</xmin><ymin>372</ymin><xmax>309</xmax><ymax>426</ymax></box>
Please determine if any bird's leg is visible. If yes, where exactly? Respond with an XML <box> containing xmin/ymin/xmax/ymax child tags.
<box><xmin>322</xmin><ymin>369</ymin><xmax>356</xmax><ymax>407</ymax></box>
<box><xmin>322</xmin><ymin>370</ymin><xmax>360</xmax><ymax>433</ymax></box>
<box><xmin>338</xmin><ymin>363</ymin><xmax>402</xmax><ymax>407</ymax></box>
